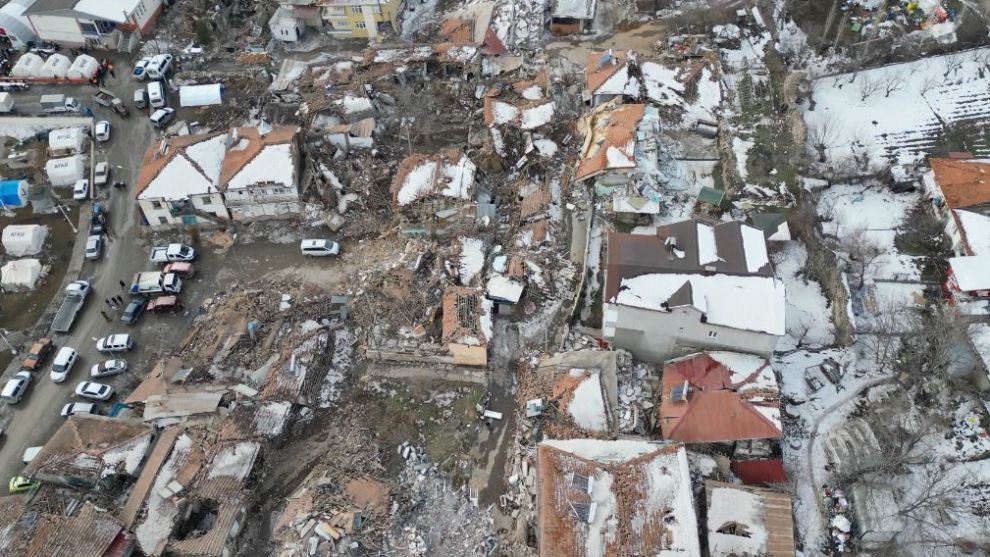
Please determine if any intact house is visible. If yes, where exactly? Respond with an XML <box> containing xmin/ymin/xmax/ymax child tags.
<box><xmin>536</xmin><ymin>439</ymin><xmax>701</xmax><ymax>557</ymax></box>
<box><xmin>269</xmin><ymin>0</ymin><xmax>403</xmax><ymax>41</ymax></box>
<box><xmin>602</xmin><ymin>219</ymin><xmax>784</xmax><ymax>363</ymax></box>
<box><xmin>25</xmin><ymin>0</ymin><xmax>163</xmax><ymax>47</ymax></box>
<box><xmin>705</xmin><ymin>480</ymin><xmax>796</xmax><ymax>557</ymax></box>
<box><xmin>135</xmin><ymin>125</ymin><xmax>302</xmax><ymax>230</ymax></box>
<box><xmin>549</xmin><ymin>0</ymin><xmax>595</xmax><ymax>35</ymax></box>
<box><xmin>389</xmin><ymin>147</ymin><xmax>478</xmax><ymax>236</ymax></box>
<box><xmin>946</xmin><ymin>255</ymin><xmax>990</xmax><ymax>307</ymax></box>
<box><xmin>658</xmin><ymin>351</ymin><xmax>782</xmax><ymax>450</ymax></box>
<box><xmin>924</xmin><ymin>157</ymin><xmax>990</xmax><ymax>256</ymax></box>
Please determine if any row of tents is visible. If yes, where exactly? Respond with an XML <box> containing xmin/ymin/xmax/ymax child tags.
<box><xmin>1</xmin><ymin>225</ymin><xmax>48</xmax><ymax>291</ymax></box>
<box><xmin>10</xmin><ymin>52</ymin><xmax>100</xmax><ymax>80</ymax></box>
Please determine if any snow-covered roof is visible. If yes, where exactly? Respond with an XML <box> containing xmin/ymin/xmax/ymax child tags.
<box><xmin>486</xmin><ymin>274</ymin><xmax>525</xmax><ymax>303</ymax></box>
<box><xmin>552</xmin><ymin>0</ymin><xmax>596</xmax><ymax>19</ymax></box>
<box><xmin>48</xmin><ymin>126</ymin><xmax>85</xmax><ymax>151</ymax></box>
<box><xmin>954</xmin><ymin>210</ymin><xmax>990</xmax><ymax>256</ymax></box>
<box><xmin>390</xmin><ymin>148</ymin><xmax>476</xmax><ymax>206</ymax></box>
<box><xmin>74</xmin><ymin>0</ymin><xmax>142</xmax><ymax>22</ymax></box>
<box><xmin>536</xmin><ymin>440</ymin><xmax>701</xmax><ymax>557</ymax></box>
<box><xmin>226</xmin><ymin>144</ymin><xmax>295</xmax><ymax>190</ymax></box>
<box><xmin>179</xmin><ymin>84</ymin><xmax>223</xmax><ymax>108</ymax></box>
<box><xmin>968</xmin><ymin>323</ymin><xmax>990</xmax><ymax>376</ymax></box>
<box><xmin>949</xmin><ymin>255</ymin><xmax>990</xmax><ymax>292</ymax></box>
<box><xmin>613</xmin><ymin>273</ymin><xmax>785</xmax><ymax>335</ymax></box>
<box><xmin>706</xmin><ymin>481</ymin><xmax>795</xmax><ymax>557</ymax></box>
<box><xmin>561</xmin><ymin>368</ymin><xmax>610</xmax><ymax>432</ymax></box>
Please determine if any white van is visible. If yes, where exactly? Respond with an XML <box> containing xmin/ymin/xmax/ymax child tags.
<box><xmin>301</xmin><ymin>239</ymin><xmax>340</xmax><ymax>257</ymax></box>
<box><xmin>50</xmin><ymin>347</ymin><xmax>78</xmax><ymax>383</ymax></box>
<box><xmin>96</xmin><ymin>334</ymin><xmax>134</xmax><ymax>353</ymax></box>
<box><xmin>147</xmin><ymin>81</ymin><xmax>166</xmax><ymax>109</ymax></box>
<box><xmin>2</xmin><ymin>371</ymin><xmax>32</xmax><ymax>403</ymax></box>
<box><xmin>150</xmin><ymin>107</ymin><xmax>175</xmax><ymax>129</ymax></box>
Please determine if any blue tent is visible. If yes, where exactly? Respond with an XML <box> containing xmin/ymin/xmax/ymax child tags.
<box><xmin>0</xmin><ymin>180</ymin><xmax>28</xmax><ymax>208</ymax></box>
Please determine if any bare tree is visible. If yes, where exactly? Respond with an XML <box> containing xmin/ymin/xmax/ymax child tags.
<box><xmin>904</xmin><ymin>303</ymin><xmax>969</xmax><ymax>376</ymax></box>
<box><xmin>882</xmin><ymin>75</ymin><xmax>905</xmax><ymax>98</ymax></box>
<box><xmin>943</xmin><ymin>54</ymin><xmax>964</xmax><ymax>78</ymax></box>
<box><xmin>860</xmin><ymin>298</ymin><xmax>915</xmax><ymax>372</ymax></box>
<box><xmin>806</xmin><ymin>116</ymin><xmax>840</xmax><ymax>163</ymax></box>
<box><xmin>841</xmin><ymin>226</ymin><xmax>884</xmax><ymax>289</ymax></box>
<box><xmin>858</xmin><ymin>76</ymin><xmax>882</xmax><ymax>101</ymax></box>
<box><xmin>919</xmin><ymin>74</ymin><xmax>941</xmax><ymax>97</ymax></box>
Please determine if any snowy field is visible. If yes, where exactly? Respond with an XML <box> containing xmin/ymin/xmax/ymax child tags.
<box><xmin>805</xmin><ymin>47</ymin><xmax>990</xmax><ymax>167</ymax></box>
<box><xmin>773</xmin><ymin>242</ymin><xmax>835</xmax><ymax>350</ymax></box>
<box><xmin>817</xmin><ymin>184</ymin><xmax>918</xmax><ymax>249</ymax></box>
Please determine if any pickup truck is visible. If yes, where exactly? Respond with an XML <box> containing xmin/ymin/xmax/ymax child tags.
<box><xmin>150</xmin><ymin>244</ymin><xmax>196</xmax><ymax>264</ymax></box>
<box><xmin>51</xmin><ymin>280</ymin><xmax>90</xmax><ymax>333</ymax></box>
<box><xmin>162</xmin><ymin>261</ymin><xmax>195</xmax><ymax>279</ymax></box>
<box><xmin>40</xmin><ymin>94</ymin><xmax>79</xmax><ymax>114</ymax></box>
<box><xmin>130</xmin><ymin>271</ymin><xmax>182</xmax><ymax>296</ymax></box>
<box><xmin>92</xmin><ymin>88</ymin><xmax>129</xmax><ymax>118</ymax></box>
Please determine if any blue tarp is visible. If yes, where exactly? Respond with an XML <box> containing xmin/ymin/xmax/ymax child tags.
<box><xmin>0</xmin><ymin>179</ymin><xmax>27</xmax><ymax>207</ymax></box>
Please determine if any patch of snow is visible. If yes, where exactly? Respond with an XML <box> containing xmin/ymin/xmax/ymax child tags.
<box><xmin>534</xmin><ymin>138</ymin><xmax>558</xmax><ymax>158</ymax></box>
<box><xmin>954</xmin><ymin>210</ymin><xmax>990</xmax><ymax>255</ymax></box>
<box><xmin>226</xmin><ymin>144</ymin><xmax>295</xmax><ymax>191</ymax></box>
<box><xmin>521</xmin><ymin>101</ymin><xmax>555</xmax><ymax>130</ymax></box>
<box><xmin>696</xmin><ymin>222</ymin><xmax>718</xmax><ymax>265</ymax></box>
<box><xmin>773</xmin><ymin>241</ymin><xmax>835</xmax><ymax>348</ymax></box>
<box><xmin>100</xmin><ymin>434</ymin><xmax>153</xmax><ymax>478</ymax></box>
<box><xmin>949</xmin><ymin>255</ymin><xmax>990</xmax><ymax>291</ymax></box>
<box><xmin>135</xmin><ymin>433</ymin><xmax>193</xmax><ymax>553</ymax></box>
<box><xmin>486</xmin><ymin>274</ymin><xmax>525</xmax><ymax>303</ymax></box>
<box><xmin>441</xmin><ymin>156</ymin><xmax>476</xmax><ymax>199</ymax></box>
<box><xmin>184</xmin><ymin>134</ymin><xmax>227</xmax><ymax>184</ymax></box>
<box><xmin>459</xmin><ymin>237</ymin><xmax>486</xmax><ymax>285</ymax></box>
<box><xmin>567</xmin><ymin>369</ymin><xmax>609</xmax><ymax>432</ymax></box>
<box><xmin>521</xmin><ymin>85</ymin><xmax>543</xmax><ymax>100</ymax></box>
<box><xmin>319</xmin><ymin>329</ymin><xmax>353</xmax><ymax>409</ymax></box>
<box><xmin>491</xmin><ymin>100</ymin><xmax>519</xmax><ymax>125</ymax></box>
<box><xmin>397</xmin><ymin>160</ymin><xmax>438</xmax><ymax>206</ymax></box>
<box><xmin>206</xmin><ymin>441</ymin><xmax>260</xmax><ymax>481</ymax></box>
<box><xmin>708</xmin><ymin>487</ymin><xmax>768</xmax><ymax>556</ymax></box>
<box><xmin>732</xmin><ymin>137</ymin><xmax>752</xmax><ymax>180</ymax></box>
<box><xmin>741</xmin><ymin>223</ymin><xmax>770</xmax><ymax>272</ymax></box>
<box><xmin>138</xmin><ymin>153</ymin><xmax>214</xmax><ymax>200</ymax></box>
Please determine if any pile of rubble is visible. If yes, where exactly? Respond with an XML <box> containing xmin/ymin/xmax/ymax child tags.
<box><xmin>616</xmin><ymin>356</ymin><xmax>657</xmax><ymax>434</ymax></box>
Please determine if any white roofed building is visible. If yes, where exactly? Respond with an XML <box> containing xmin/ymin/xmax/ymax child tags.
<box><xmin>603</xmin><ymin>219</ymin><xmax>784</xmax><ymax>362</ymax></box>
<box><xmin>24</xmin><ymin>0</ymin><xmax>163</xmax><ymax>47</ymax></box>
<box><xmin>134</xmin><ymin>125</ymin><xmax>301</xmax><ymax>230</ymax></box>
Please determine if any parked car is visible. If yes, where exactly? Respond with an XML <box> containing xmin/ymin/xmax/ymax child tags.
<box><xmin>145</xmin><ymin>54</ymin><xmax>173</xmax><ymax>80</ymax></box>
<box><xmin>132</xmin><ymin>57</ymin><xmax>152</xmax><ymax>79</ymax></box>
<box><xmin>90</xmin><ymin>211</ymin><xmax>106</xmax><ymax>235</ymax></box>
<box><xmin>149</xmin><ymin>107</ymin><xmax>174</xmax><ymax>129</ymax></box>
<box><xmin>120</xmin><ymin>299</ymin><xmax>145</xmax><ymax>325</ymax></box>
<box><xmin>94</xmin><ymin>161</ymin><xmax>110</xmax><ymax>186</ymax></box>
<box><xmin>90</xmin><ymin>359</ymin><xmax>127</xmax><ymax>378</ymax></box>
<box><xmin>146</xmin><ymin>295</ymin><xmax>182</xmax><ymax>314</ymax></box>
<box><xmin>95</xmin><ymin>334</ymin><xmax>133</xmax><ymax>353</ymax></box>
<box><xmin>72</xmin><ymin>179</ymin><xmax>89</xmax><ymax>201</ymax></box>
<box><xmin>49</xmin><ymin>346</ymin><xmax>78</xmax><ymax>383</ymax></box>
<box><xmin>21</xmin><ymin>337</ymin><xmax>53</xmax><ymax>371</ymax></box>
<box><xmin>134</xmin><ymin>88</ymin><xmax>148</xmax><ymax>109</ymax></box>
<box><xmin>1</xmin><ymin>371</ymin><xmax>32</xmax><ymax>403</ymax></box>
<box><xmin>162</xmin><ymin>261</ymin><xmax>195</xmax><ymax>278</ymax></box>
<box><xmin>60</xmin><ymin>402</ymin><xmax>98</xmax><ymax>417</ymax></box>
<box><xmin>301</xmin><ymin>239</ymin><xmax>340</xmax><ymax>257</ymax></box>
<box><xmin>8</xmin><ymin>476</ymin><xmax>38</xmax><ymax>494</ymax></box>
<box><xmin>95</xmin><ymin>120</ymin><xmax>110</xmax><ymax>142</ymax></box>
<box><xmin>74</xmin><ymin>381</ymin><xmax>114</xmax><ymax>400</ymax></box>
<box><xmin>84</xmin><ymin>234</ymin><xmax>103</xmax><ymax>260</ymax></box>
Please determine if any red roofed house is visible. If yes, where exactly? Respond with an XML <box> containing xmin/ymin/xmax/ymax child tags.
<box><xmin>658</xmin><ymin>351</ymin><xmax>781</xmax><ymax>444</ymax></box>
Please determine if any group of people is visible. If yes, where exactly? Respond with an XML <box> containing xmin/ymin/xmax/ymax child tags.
<box><xmin>98</xmin><ymin>280</ymin><xmax>132</xmax><ymax>321</ymax></box>
<box><xmin>822</xmin><ymin>484</ymin><xmax>852</xmax><ymax>553</ymax></box>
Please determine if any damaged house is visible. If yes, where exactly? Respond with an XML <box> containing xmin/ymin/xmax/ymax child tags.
<box><xmin>23</xmin><ymin>414</ymin><xmax>155</xmax><ymax>491</ymax></box>
<box><xmin>135</xmin><ymin>125</ymin><xmax>302</xmax><ymax>229</ymax></box>
<box><xmin>536</xmin><ymin>439</ymin><xmax>701</xmax><ymax>556</ymax></box>
<box><xmin>574</xmin><ymin>101</ymin><xmax>667</xmax><ymax>218</ymax></box>
<box><xmin>0</xmin><ymin>498</ymin><xmax>136</xmax><ymax>557</ymax></box>
<box><xmin>602</xmin><ymin>219</ymin><xmax>785</xmax><ymax>362</ymax></box>
<box><xmin>658</xmin><ymin>351</ymin><xmax>781</xmax><ymax>446</ymax></box>
<box><xmin>549</xmin><ymin>0</ymin><xmax>596</xmax><ymax>35</ymax></box>
<box><xmin>442</xmin><ymin>286</ymin><xmax>493</xmax><ymax>366</ymax></box>
<box><xmin>705</xmin><ymin>480</ymin><xmax>796</xmax><ymax>557</ymax></box>
<box><xmin>390</xmin><ymin>147</ymin><xmax>478</xmax><ymax>236</ymax></box>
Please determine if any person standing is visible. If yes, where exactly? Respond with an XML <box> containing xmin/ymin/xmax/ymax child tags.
<box><xmin>100</xmin><ymin>310</ymin><xmax>111</xmax><ymax>322</ymax></box>
<box><xmin>119</xmin><ymin>279</ymin><xmax>126</xmax><ymax>290</ymax></box>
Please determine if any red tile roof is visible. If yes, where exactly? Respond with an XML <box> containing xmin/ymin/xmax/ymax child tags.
<box><xmin>585</xmin><ymin>50</ymin><xmax>627</xmax><ymax>94</ymax></box>
<box><xmin>575</xmin><ymin>103</ymin><xmax>644</xmax><ymax>181</ymax></box>
<box><xmin>658</xmin><ymin>353</ymin><xmax>781</xmax><ymax>443</ymax></box>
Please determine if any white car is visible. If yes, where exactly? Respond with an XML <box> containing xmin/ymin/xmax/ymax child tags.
<box><xmin>132</xmin><ymin>57</ymin><xmax>151</xmax><ymax>79</ymax></box>
<box><xmin>300</xmin><ymin>239</ymin><xmax>340</xmax><ymax>257</ymax></box>
<box><xmin>145</xmin><ymin>54</ymin><xmax>173</xmax><ymax>80</ymax></box>
<box><xmin>74</xmin><ymin>381</ymin><xmax>114</xmax><ymax>400</ymax></box>
<box><xmin>1</xmin><ymin>371</ymin><xmax>31</xmax><ymax>403</ymax></box>
<box><xmin>150</xmin><ymin>107</ymin><xmax>175</xmax><ymax>129</ymax></box>
<box><xmin>84</xmin><ymin>235</ymin><xmax>102</xmax><ymax>260</ymax></box>
<box><xmin>90</xmin><ymin>359</ymin><xmax>127</xmax><ymax>378</ymax></box>
<box><xmin>94</xmin><ymin>162</ymin><xmax>110</xmax><ymax>186</ymax></box>
<box><xmin>60</xmin><ymin>402</ymin><xmax>97</xmax><ymax>417</ymax></box>
<box><xmin>72</xmin><ymin>179</ymin><xmax>89</xmax><ymax>201</ymax></box>
<box><xmin>95</xmin><ymin>334</ymin><xmax>133</xmax><ymax>353</ymax></box>
<box><xmin>66</xmin><ymin>280</ymin><xmax>90</xmax><ymax>299</ymax></box>
<box><xmin>49</xmin><ymin>347</ymin><xmax>78</xmax><ymax>383</ymax></box>
<box><xmin>95</xmin><ymin>120</ymin><xmax>110</xmax><ymax>142</ymax></box>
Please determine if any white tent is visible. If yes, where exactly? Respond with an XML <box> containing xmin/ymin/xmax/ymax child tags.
<box><xmin>67</xmin><ymin>54</ymin><xmax>99</xmax><ymax>80</ymax></box>
<box><xmin>10</xmin><ymin>52</ymin><xmax>43</xmax><ymax>77</ymax></box>
<box><xmin>45</xmin><ymin>155</ymin><xmax>86</xmax><ymax>186</ymax></box>
<box><xmin>180</xmin><ymin>84</ymin><xmax>223</xmax><ymax>107</ymax></box>
<box><xmin>0</xmin><ymin>258</ymin><xmax>42</xmax><ymax>291</ymax></box>
<box><xmin>38</xmin><ymin>53</ymin><xmax>71</xmax><ymax>78</ymax></box>
<box><xmin>2</xmin><ymin>224</ymin><xmax>47</xmax><ymax>256</ymax></box>
<box><xmin>48</xmin><ymin>127</ymin><xmax>86</xmax><ymax>153</ymax></box>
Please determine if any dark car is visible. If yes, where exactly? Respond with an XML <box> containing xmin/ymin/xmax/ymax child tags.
<box><xmin>90</xmin><ymin>212</ymin><xmax>105</xmax><ymax>235</ymax></box>
<box><xmin>20</xmin><ymin>338</ymin><xmax>53</xmax><ymax>371</ymax></box>
<box><xmin>120</xmin><ymin>299</ymin><xmax>145</xmax><ymax>325</ymax></box>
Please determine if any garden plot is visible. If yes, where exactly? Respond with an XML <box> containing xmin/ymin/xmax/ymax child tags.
<box><xmin>805</xmin><ymin>47</ymin><xmax>990</xmax><ymax>167</ymax></box>
<box><xmin>818</xmin><ymin>184</ymin><xmax>918</xmax><ymax>249</ymax></box>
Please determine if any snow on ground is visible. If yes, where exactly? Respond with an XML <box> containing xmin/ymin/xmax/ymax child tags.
<box><xmin>399</xmin><ymin>0</ymin><xmax>439</xmax><ymax>39</ymax></box>
<box><xmin>459</xmin><ymin>237</ymin><xmax>486</xmax><ymax>285</ymax></box>
<box><xmin>566</xmin><ymin>369</ymin><xmax>609</xmax><ymax>432</ymax></box>
<box><xmin>804</xmin><ymin>47</ymin><xmax>990</xmax><ymax>167</ymax></box>
<box><xmin>772</xmin><ymin>241</ymin><xmax>835</xmax><ymax>349</ymax></box>
<box><xmin>732</xmin><ymin>137</ymin><xmax>753</xmax><ymax>181</ymax></box>
<box><xmin>318</xmin><ymin>328</ymin><xmax>353</xmax><ymax>409</ymax></box>
<box><xmin>818</xmin><ymin>184</ymin><xmax>918</xmax><ymax>249</ymax></box>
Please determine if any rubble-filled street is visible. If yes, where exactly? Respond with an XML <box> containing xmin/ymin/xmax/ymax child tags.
<box><xmin>0</xmin><ymin>0</ymin><xmax>989</xmax><ymax>556</ymax></box>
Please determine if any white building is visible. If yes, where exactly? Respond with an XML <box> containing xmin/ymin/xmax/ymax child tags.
<box><xmin>602</xmin><ymin>220</ymin><xmax>785</xmax><ymax>363</ymax></box>
<box><xmin>0</xmin><ymin>0</ymin><xmax>40</xmax><ymax>47</ymax></box>
<box><xmin>268</xmin><ymin>5</ymin><xmax>304</xmax><ymax>43</ymax></box>
<box><xmin>134</xmin><ymin>126</ymin><xmax>301</xmax><ymax>230</ymax></box>
<box><xmin>24</xmin><ymin>0</ymin><xmax>162</xmax><ymax>47</ymax></box>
